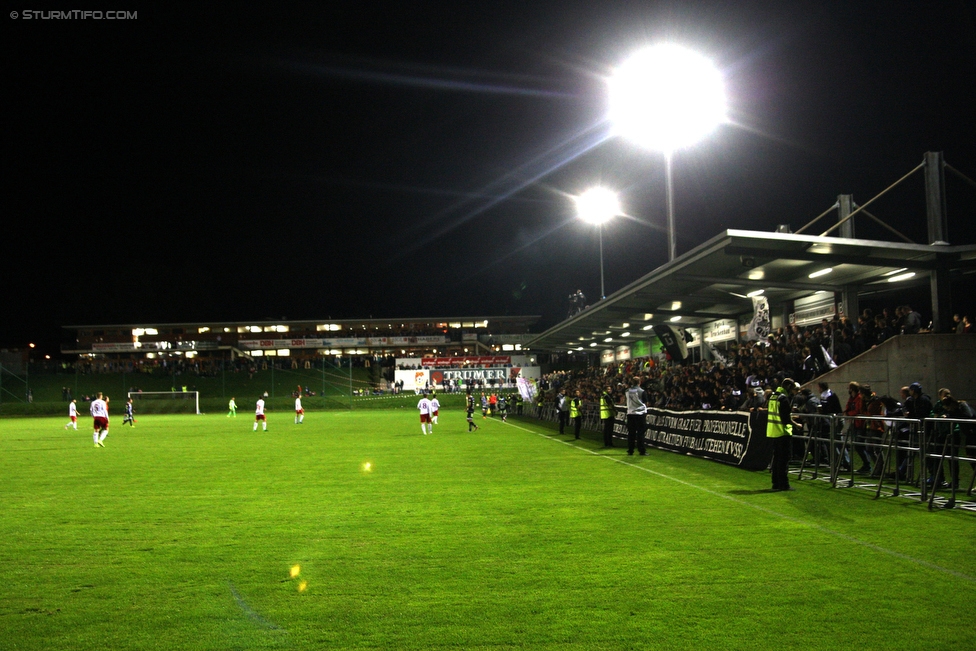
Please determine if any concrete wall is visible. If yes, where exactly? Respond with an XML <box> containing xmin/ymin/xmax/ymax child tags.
<box><xmin>810</xmin><ymin>335</ymin><xmax>976</xmax><ymax>402</ymax></box>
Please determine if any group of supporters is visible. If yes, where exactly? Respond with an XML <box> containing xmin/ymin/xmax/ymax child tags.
<box><xmin>539</xmin><ymin>308</ymin><xmax>975</xmax><ymax>415</ymax></box>
<box><xmin>831</xmin><ymin>380</ymin><xmax>975</xmax><ymax>489</ymax></box>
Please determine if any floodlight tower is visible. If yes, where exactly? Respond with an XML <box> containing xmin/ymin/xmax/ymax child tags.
<box><xmin>575</xmin><ymin>187</ymin><xmax>620</xmax><ymax>300</ymax></box>
<box><xmin>608</xmin><ymin>44</ymin><xmax>726</xmax><ymax>261</ymax></box>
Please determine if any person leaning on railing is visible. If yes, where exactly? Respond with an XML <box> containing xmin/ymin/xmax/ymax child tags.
<box><xmin>862</xmin><ymin>385</ymin><xmax>885</xmax><ymax>477</ymax></box>
<box><xmin>933</xmin><ymin>389</ymin><xmax>966</xmax><ymax>490</ymax></box>
<box><xmin>904</xmin><ymin>382</ymin><xmax>936</xmax><ymax>487</ymax></box>
<box><xmin>940</xmin><ymin>394</ymin><xmax>975</xmax><ymax>489</ymax></box>
<box><xmin>844</xmin><ymin>382</ymin><xmax>872</xmax><ymax>474</ymax></box>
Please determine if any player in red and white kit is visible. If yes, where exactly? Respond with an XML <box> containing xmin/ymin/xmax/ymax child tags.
<box><xmin>91</xmin><ymin>392</ymin><xmax>109</xmax><ymax>447</ymax></box>
<box><xmin>430</xmin><ymin>396</ymin><xmax>440</xmax><ymax>425</ymax></box>
<box><xmin>253</xmin><ymin>396</ymin><xmax>268</xmax><ymax>431</ymax></box>
<box><xmin>65</xmin><ymin>399</ymin><xmax>79</xmax><ymax>430</ymax></box>
<box><xmin>295</xmin><ymin>396</ymin><xmax>304</xmax><ymax>424</ymax></box>
<box><xmin>417</xmin><ymin>393</ymin><xmax>433</xmax><ymax>435</ymax></box>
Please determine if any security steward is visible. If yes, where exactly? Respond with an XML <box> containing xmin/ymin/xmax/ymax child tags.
<box><xmin>600</xmin><ymin>386</ymin><xmax>615</xmax><ymax>448</ymax></box>
<box><xmin>767</xmin><ymin>378</ymin><xmax>800</xmax><ymax>491</ymax></box>
<box><xmin>570</xmin><ymin>390</ymin><xmax>583</xmax><ymax>439</ymax></box>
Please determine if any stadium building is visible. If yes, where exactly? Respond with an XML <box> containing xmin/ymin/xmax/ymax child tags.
<box><xmin>61</xmin><ymin>315</ymin><xmax>540</xmax><ymax>368</ymax></box>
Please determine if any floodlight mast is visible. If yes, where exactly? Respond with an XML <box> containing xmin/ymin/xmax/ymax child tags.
<box><xmin>608</xmin><ymin>44</ymin><xmax>726</xmax><ymax>261</ymax></box>
<box><xmin>575</xmin><ymin>187</ymin><xmax>620</xmax><ymax>300</ymax></box>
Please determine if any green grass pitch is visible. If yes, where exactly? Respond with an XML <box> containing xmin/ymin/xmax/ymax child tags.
<box><xmin>2</xmin><ymin>409</ymin><xmax>974</xmax><ymax>650</ymax></box>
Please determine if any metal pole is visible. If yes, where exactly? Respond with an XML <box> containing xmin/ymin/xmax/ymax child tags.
<box><xmin>664</xmin><ymin>152</ymin><xmax>677</xmax><ymax>261</ymax></box>
<box><xmin>599</xmin><ymin>225</ymin><xmax>605</xmax><ymax>300</ymax></box>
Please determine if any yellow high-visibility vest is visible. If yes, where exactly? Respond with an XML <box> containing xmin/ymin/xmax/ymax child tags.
<box><xmin>766</xmin><ymin>391</ymin><xmax>790</xmax><ymax>439</ymax></box>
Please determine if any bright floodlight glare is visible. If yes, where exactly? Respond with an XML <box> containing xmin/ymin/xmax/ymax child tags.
<box><xmin>575</xmin><ymin>187</ymin><xmax>620</xmax><ymax>225</ymax></box>
<box><xmin>608</xmin><ymin>44</ymin><xmax>726</xmax><ymax>153</ymax></box>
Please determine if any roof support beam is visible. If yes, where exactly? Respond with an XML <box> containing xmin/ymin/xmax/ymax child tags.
<box><xmin>673</xmin><ymin>274</ymin><xmax>843</xmax><ymax>292</ymax></box>
<box><xmin>723</xmin><ymin>246</ymin><xmax>939</xmax><ymax>270</ymax></box>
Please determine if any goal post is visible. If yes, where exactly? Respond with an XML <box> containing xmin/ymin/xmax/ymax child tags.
<box><xmin>127</xmin><ymin>390</ymin><xmax>201</xmax><ymax>415</ymax></box>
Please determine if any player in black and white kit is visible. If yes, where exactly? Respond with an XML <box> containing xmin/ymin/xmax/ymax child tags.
<box><xmin>122</xmin><ymin>398</ymin><xmax>135</xmax><ymax>427</ymax></box>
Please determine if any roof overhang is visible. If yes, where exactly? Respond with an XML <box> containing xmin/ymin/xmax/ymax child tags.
<box><xmin>527</xmin><ymin>229</ymin><xmax>976</xmax><ymax>352</ymax></box>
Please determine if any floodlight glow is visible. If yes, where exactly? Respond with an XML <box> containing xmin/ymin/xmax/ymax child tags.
<box><xmin>604</xmin><ymin>337</ymin><xmax>613</xmax><ymax>342</ymax></box>
<box><xmin>575</xmin><ymin>187</ymin><xmax>620</xmax><ymax>225</ymax></box>
<box><xmin>887</xmin><ymin>272</ymin><xmax>916</xmax><ymax>283</ymax></box>
<box><xmin>621</xmin><ymin>332</ymin><xmax>630</xmax><ymax>337</ymax></box>
<box><xmin>589</xmin><ymin>342</ymin><xmax>598</xmax><ymax>347</ymax></box>
<box><xmin>642</xmin><ymin>324</ymin><xmax>654</xmax><ymax>331</ymax></box>
<box><xmin>746</xmin><ymin>289</ymin><xmax>764</xmax><ymax>297</ymax></box>
<box><xmin>883</xmin><ymin>267</ymin><xmax>908</xmax><ymax>276</ymax></box>
<box><xmin>808</xmin><ymin>268</ymin><xmax>833</xmax><ymax>278</ymax></box>
<box><xmin>670</xmin><ymin>316</ymin><xmax>682</xmax><ymax>322</ymax></box>
<box><xmin>608</xmin><ymin>44</ymin><xmax>726</xmax><ymax>153</ymax></box>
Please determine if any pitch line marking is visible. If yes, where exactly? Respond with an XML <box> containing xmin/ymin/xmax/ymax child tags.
<box><xmin>228</xmin><ymin>581</ymin><xmax>284</xmax><ymax>631</ymax></box>
<box><xmin>502</xmin><ymin>420</ymin><xmax>976</xmax><ymax>584</ymax></box>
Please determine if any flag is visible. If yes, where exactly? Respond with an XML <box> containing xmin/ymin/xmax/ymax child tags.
<box><xmin>746</xmin><ymin>295</ymin><xmax>771</xmax><ymax>341</ymax></box>
<box><xmin>517</xmin><ymin>376</ymin><xmax>537</xmax><ymax>402</ymax></box>
<box><xmin>821</xmin><ymin>345</ymin><xmax>838</xmax><ymax>369</ymax></box>
<box><xmin>653</xmin><ymin>324</ymin><xmax>690</xmax><ymax>364</ymax></box>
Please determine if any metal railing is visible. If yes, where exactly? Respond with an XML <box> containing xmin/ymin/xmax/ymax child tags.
<box><xmin>792</xmin><ymin>413</ymin><xmax>974</xmax><ymax>508</ymax></box>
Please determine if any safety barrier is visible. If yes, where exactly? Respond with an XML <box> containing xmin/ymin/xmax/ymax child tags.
<box><xmin>791</xmin><ymin>413</ymin><xmax>974</xmax><ymax>510</ymax></box>
<box><xmin>531</xmin><ymin>401</ymin><xmax>974</xmax><ymax>511</ymax></box>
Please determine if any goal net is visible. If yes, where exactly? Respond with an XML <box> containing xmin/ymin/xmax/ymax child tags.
<box><xmin>127</xmin><ymin>391</ymin><xmax>201</xmax><ymax>415</ymax></box>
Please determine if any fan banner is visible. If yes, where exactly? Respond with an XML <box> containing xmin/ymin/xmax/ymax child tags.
<box><xmin>611</xmin><ymin>406</ymin><xmax>772</xmax><ymax>470</ymax></box>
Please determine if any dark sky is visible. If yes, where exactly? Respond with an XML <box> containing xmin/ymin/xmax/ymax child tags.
<box><xmin>6</xmin><ymin>1</ymin><xmax>976</xmax><ymax>355</ymax></box>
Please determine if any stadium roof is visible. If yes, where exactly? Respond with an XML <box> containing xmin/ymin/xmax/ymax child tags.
<box><xmin>527</xmin><ymin>229</ymin><xmax>976</xmax><ymax>352</ymax></box>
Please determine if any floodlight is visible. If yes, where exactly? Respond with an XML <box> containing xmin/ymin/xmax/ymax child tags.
<box><xmin>575</xmin><ymin>187</ymin><xmax>620</xmax><ymax>225</ymax></box>
<box><xmin>608</xmin><ymin>44</ymin><xmax>726</xmax><ymax>153</ymax></box>
<box><xmin>808</xmin><ymin>268</ymin><xmax>833</xmax><ymax>279</ymax></box>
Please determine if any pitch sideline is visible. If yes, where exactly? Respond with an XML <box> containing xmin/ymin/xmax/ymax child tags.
<box><xmin>500</xmin><ymin>418</ymin><xmax>976</xmax><ymax>585</ymax></box>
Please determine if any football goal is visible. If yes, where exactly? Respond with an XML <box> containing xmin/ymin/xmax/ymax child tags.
<box><xmin>127</xmin><ymin>390</ymin><xmax>201</xmax><ymax>415</ymax></box>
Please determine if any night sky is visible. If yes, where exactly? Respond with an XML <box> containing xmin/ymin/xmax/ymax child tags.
<box><xmin>6</xmin><ymin>1</ymin><xmax>976</xmax><ymax>356</ymax></box>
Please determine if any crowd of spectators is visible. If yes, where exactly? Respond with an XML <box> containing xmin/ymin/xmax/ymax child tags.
<box><xmin>540</xmin><ymin>307</ymin><xmax>971</xmax><ymax>413</ymax></box>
